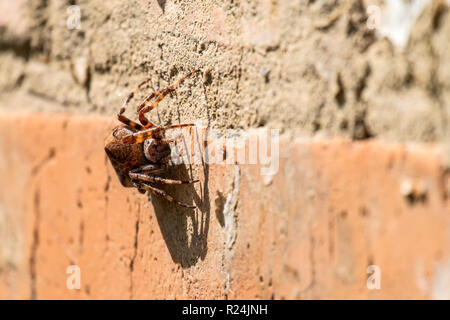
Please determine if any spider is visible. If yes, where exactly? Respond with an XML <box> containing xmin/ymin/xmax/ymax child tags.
<box><xmin>104</xmin><ymin>70</ymin><xmax>200</xmax><ymax>209</ymax></box>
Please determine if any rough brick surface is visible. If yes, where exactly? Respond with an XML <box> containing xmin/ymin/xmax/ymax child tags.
<box><xmin>0</xmin><ymin>112</ymin><xmax>448</xmax><ymax>299</ymax></box>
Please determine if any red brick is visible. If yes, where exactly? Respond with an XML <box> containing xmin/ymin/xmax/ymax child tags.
<box><xmin>0</xmin><ymin>112</ymin><xmax>448</xmax><ymax>299</ymax></box>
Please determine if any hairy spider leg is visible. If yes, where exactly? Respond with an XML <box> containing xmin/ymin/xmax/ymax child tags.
<box><xmin>134</xmin><ymin>89</ymin><xmax>165</xmax><ymax>128</ymax></box>
<box><xmin>130</xmin><ymin>172</ymin><xmax>199</xmax><ymax>185</ymax></box>
<box><xmin>130</xmin><ymin>164</ymin><xmax>165</xmax><ymax>174</ymax></box>
<box><xmin>117</xmin><ymin>78</ymin><xmax>154</xmax><ymax>130</ymax></box>
<box><xmin>135</xmin><ymin>182</ymin><xmax>196</xmax><ymax>209</ymax></box>
<box><xmin>137</xmin><ymin>70</ymin><xmax>200</xmax><ymax>128</ymax></box>
<box><xmin>131</xmin><ymin>164</ymin><xmax>164</xmax><ymax>194</ymax></box>
<box><xmin>122</xmin><ymin>123</ymin><xmax>195</xmax><ymax>145</ymax></box>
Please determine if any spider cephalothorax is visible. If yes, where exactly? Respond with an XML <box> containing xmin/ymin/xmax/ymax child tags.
<box><xmin>104</xmin><ymin>70</ymin><xmax>200</xmax><ymax>208</ymax></box>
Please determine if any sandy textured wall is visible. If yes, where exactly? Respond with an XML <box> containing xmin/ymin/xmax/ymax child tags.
<box><xmin>0</xmin><ymin>0</ymin><xmax>449</xmax><ymax>145</ymax></box>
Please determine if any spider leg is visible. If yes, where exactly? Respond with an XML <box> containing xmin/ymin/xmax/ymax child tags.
<box><xmin>117</xmin><ymin>78</ymin><xmax>154</xmax><ymax>130</ymax></box>
<box><xmin>135</xmin><ymin>182</ymin><xmax>196</xmax><ymax>209</ymax></box>
<box><xmin>131</xmin><ymin>164</ymin><xmax>164</xmax><ymax>194</ymax></box>
<box><xmin>134</xmin><ymin>89</ymin><xmax>165</xmax><ymax>129</ymax></box>
<box><xmin>137</xmin><ymin>70</ymin><xmax>200</xmax><ymax>128</ymax></box>
<box><xmin>130</xmin><ymin>172</ymin><xmax>199</xmax><ymax>185</ymax></box>
<box><xmin>130</xmin><ymin>164</ymin><xmax>165</xmax><ymax>175</ymax></box>
<box><xmin>122</xmin><ymin>123</ymin><xmax>195</xmax><ymax>145</ymax></box>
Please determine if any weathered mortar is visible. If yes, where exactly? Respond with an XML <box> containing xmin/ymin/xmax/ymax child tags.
<box><xmin>0</xmin><ymin>0</ymin><xmax>449</xmax><ymax>149</ymax></box>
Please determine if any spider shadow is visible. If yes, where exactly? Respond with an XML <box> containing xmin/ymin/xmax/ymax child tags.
<box><xmin>148</xmin><ymin>160</ymin><xmax>210</xmax><ymax>268</ymax></box>
<box><xmin>157</xmin><ymin>0</ymin><xmax>166</xmax><ymax>13</ymax></box>
<box><xmin>148</xmin><ymin>73</ymin><xmax>213</xmax><ymax>268</ymax></box>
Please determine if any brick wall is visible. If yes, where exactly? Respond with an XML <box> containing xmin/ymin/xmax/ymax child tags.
<box><xmin>0</xmin><ymin>113</ymin><xmax>448</xmax><ymax>299</ymax></box>
<box><xmin>0</xmin><ymin>0</ymin><xmax>449</xmax><ymax>299</ymax></box>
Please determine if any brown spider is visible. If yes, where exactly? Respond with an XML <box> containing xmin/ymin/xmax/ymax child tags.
<box><xmin>104</xmin><ymin>70</ymin><xmax>200</xmax><ymax>208</ymax></box>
